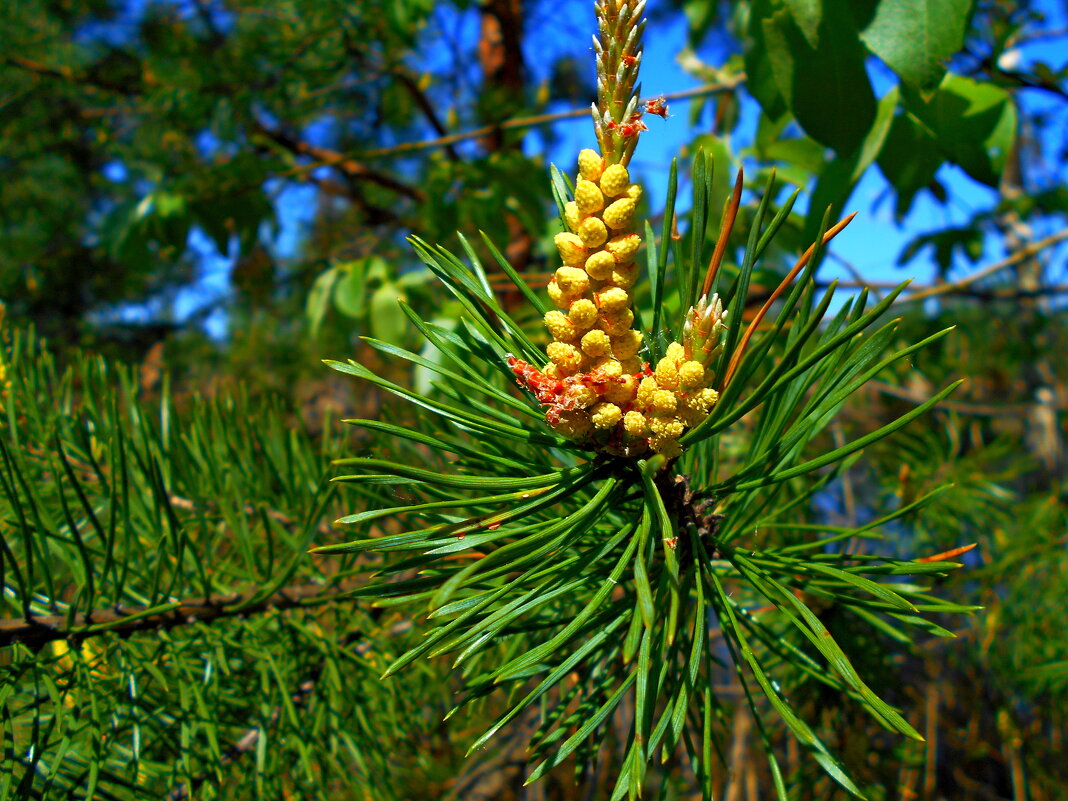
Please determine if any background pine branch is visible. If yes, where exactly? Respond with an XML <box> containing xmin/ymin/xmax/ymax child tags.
<box><xmin>0</xmin><ymin>329</ymin><xmax>470</xmax><ymax>799</ymax></box>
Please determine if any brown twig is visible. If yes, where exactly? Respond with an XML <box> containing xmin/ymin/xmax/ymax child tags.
<box><xmin>664</xmin><ymin>474</ymin><xmax>724</xmax><ymax>572</ymax></box>
<box><xmin>393</xmin><ymin>71</ymin><xmax>460</xmax><ymax>161</ymax></box>
<box><xmin>867</xmin><ymin>380</ymin><xmax>1067</xmax><ymax>416</ymax></box>
<box><xmin>3</xmin><ymin>55</ymin><xmax>138</xmax><ymax>94</ymax></box>
<box><xmin>252</xmin><ymin>120</ymin><xmax>425</xmax><ymax>201</ymax></box>
<box><xmin>900</xmin><ymin>228</ymin><xmax>1068</xmax><ymax>303</ymax></box>
<box><xmin>281</xmin><ymin>80</ymin><xmax>744</xmax><ymax>173</ymax></box>
<box><xmin>0</xmin><ymin>582</ymin><xmax>354</xmax><ymax>649</ymax></box>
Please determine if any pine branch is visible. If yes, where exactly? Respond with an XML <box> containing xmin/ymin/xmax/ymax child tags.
<box><xmin>164</xmin><ymin>675</ymin><xmax>319</xmax><ymax>801</ymax></box>
<box><xmin>3</xmin><ymin>54</ymin><xmax>139</xmax><ymax>95</ymax></box>
<box><xmin>0</xmin><ymin>582</ymin><xmax>356</xmax><ymax>649</ymax></box>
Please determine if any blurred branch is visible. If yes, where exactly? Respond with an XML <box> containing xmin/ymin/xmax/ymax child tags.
<box><xmin>867</xmin><ymin>380</ymin><xmax>1063</xmax><ymax>417</ymax></box>
<box><xmin>393</xmin><ymin>71</ymin><xmax>460</xmax><ymax>161</ymax></box>
<box><xmin>3</xmin><ymin>54</ymin><xmax>138</xmax><ymax>94</ymax></box>
<box><xmin>305</xmin><ymin>173</ymin><xmax>404</xmax><ymax>225</ymax></box>
<box><xmin>1004</xmin><ymin>24</ymin><xmax>1068</xmax><ymax>47</ymax></box>
<box><xmin>829</xmin><ymin>281</ymin><xmax>1068</xmax><ymax>299</ymax></box>
<box><xmin>997</xmin><ymin>68</ymin><xmax>1068</xmax><ymax>101</ymax></box>
<box><xmin>488</xmin><ymin>275</ymin><xmax>1068</xmax><ymax>303</ymax></box>
<box><xmin>252</xmin><ymin>120</ymin><xmax>425</xmax><ymax>201</ymax></box>
<box><xmin>900</xmin><ymin>229</ymin><xmax>1068</xmax><ymax>303</ymax></box>
<box><xmin>190</xmin><ymin>0</ymin><xmax>225</xmax><ymax>47</ymax></box>
<box><xmin>0</xmin><ymin>582</ymin><xmax>353</xmax><ymax>649</ymax></box>
<box><xmin>815</xmin><ymin>232</ymin><xmax>1068</xmax><ymax>307</ymax></box>
<box><xmin>337</xmin><ymin>17</ymin><xmax>460</xmax><ymax>163</ymax></box>
<box><xmin>281</xmin><ymin>79</ymin><xmax>745</xmax><ymax>173</ymax></box>
<box><xmin>961</xmin><ymin>45</ymin><xmax>1068</xmax><ymax>101</ymax></box>
<box><xmin>906</xmin><ymin>284</ymin><xmax>1068</xmax><ymax>300</ymax></box>
<box><xmin>828</xmin><ymin>251</ymin><xmax>885</xmax><ymax>302</ymax></box>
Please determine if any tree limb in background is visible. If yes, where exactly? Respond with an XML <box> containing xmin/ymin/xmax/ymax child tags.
<box><xmin>252</xmin><ymin>121</ymin><xmax>425</xmax><ymax>201</ymax></box>
<box><xmin>902</xmin><ymin>229</ymin><xmax>1068</xmax><ymax>302</ymax></box>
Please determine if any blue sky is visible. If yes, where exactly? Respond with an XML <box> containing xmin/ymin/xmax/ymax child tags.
<box><xmin>169</xmin><ymin>0</ymin><xmax>1068</xmax><ymax>336</ymax></box>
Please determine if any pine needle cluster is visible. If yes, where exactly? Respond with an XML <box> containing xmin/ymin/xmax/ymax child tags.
<box><xmin>318</xmin><ymin>1</ymin><xmax>972</xmax><ymax>796</ymax></box>
<box><xmin>0</xmin><ymin>2</ymin><xmax>978</xmax><ymax>798</ymax></box>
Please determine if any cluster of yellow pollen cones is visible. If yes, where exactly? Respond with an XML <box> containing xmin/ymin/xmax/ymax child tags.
<box><xmin>508</xmin><ymin>148</ymin><xmax>724</xmax><ymax>459</ymax></box>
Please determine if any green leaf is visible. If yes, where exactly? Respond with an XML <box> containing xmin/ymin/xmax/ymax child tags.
<box><xmin>332</xmin><ymin>458</ymin><xmax>587</xmax><ymax>491</ymax></box>
<box><xmin>903</xmin><ymin>72</ymin><xmax>1017</xmax><ymax>187</ymax></box>
<box><xmin>762</xmin><ymin>0</ymin><xmax>876</xmax><ymax>153</ymax></box>
<box><xmin>897</xmin><ymin>225</ymin><xmax>985</xmax><ymax>272</ymax></box>
<box><xmin>756</xmin><ymin>135</ymin><xmax>826</xmax><ymax>175</ymax></box>
<box><xmin>706</xmin><ymin>571</ymin><xmax>866</xmax><ymax>797</ymax></box>
<box><xmin>783</xmin><ymin>0</ymin><xmax>822</xmax><ymax>48</ymax></box>
<box><xmin>877</xmin><ymin>109</ymin><xmax>946</xmax><ymax>218</ymax></box>
<box><xmin>480</xmin><ymin>230</ymin><xmax>547</xmax><ymax>315</ymax></box>
<box><xmin>490</xmin><ymin>524</ymin><xmax>640</xmax><ymax>680</ymax></box>
<box><xmin>427</xmin><ymin>476</ymin><xmax>619</xmax><ymax>609</ymax></box>
<box><xmin>549</xmin><ymin>162</ymin><xmax>573</xmax><ymax>222</ymax></box>
<box><xmin>685</xmin><ymin>280</ymin><xmax>912</xmax><ymax>445</ymax></box>
<box><xmin>526</xmin><ymin>671</ymin><xmax>638</xmax><ymax>784</ymax></box>
<box><xmin>334</xmin><ymin>257</ymin><xmax>388</xmax><ymax>319</ymax></box>
<box><xmin>745</xmin><ymin>0</ymin><xmax>788</xmax><ymax>120</ymax></box>
<box><xmin>687</xmin><ymin>148</ymin><xmax>711</xmax><ymax>309</ymax></box>
<box><xmin>306</xmin><ymin>266</ymin><xmax>341</xmax><ymax>338</ymax></box>
<box><xmin>746</xmin><ymin>550</ymin><xmax>918</xmax><ymax>611</ymax></box>
<box><xmin>861</xmin><ymin>0</ymin><xmax>973</xmax><ymax>92</ymax></box>
<box><xmin>733</xmin><ymin>554</ymin><xmax>922</xmax><ymax>740</ymax></box>
<box><xmin>369</xmin><ymin>281</ymin><xmax>408</xmax><ymax>344</ymax></box>
<box><xmin>633</xmin><ymin>507</ymin><xmax>656</xmax><ymax>629</ymax></box>
<box><xmin>471</xmin><ymin>612</ymin><xmax>632</xmax><ymax>756</ymax></box>
<box><xmin>803</xmin><ymin>86</ymin><xmax>899</xmax><ymax>241</ymax></box>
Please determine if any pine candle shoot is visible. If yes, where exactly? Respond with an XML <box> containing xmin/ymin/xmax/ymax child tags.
<box><xmin>510</xmin><ymin>0</ymin><xmax>726</xmax><ymax>459</ymax></box>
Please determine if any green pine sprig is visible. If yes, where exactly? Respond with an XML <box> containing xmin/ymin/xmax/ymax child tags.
<box><xmin>323</xmin><ymin>158</ymin><xmax>972</xmax><ymax>798</ymax></box>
